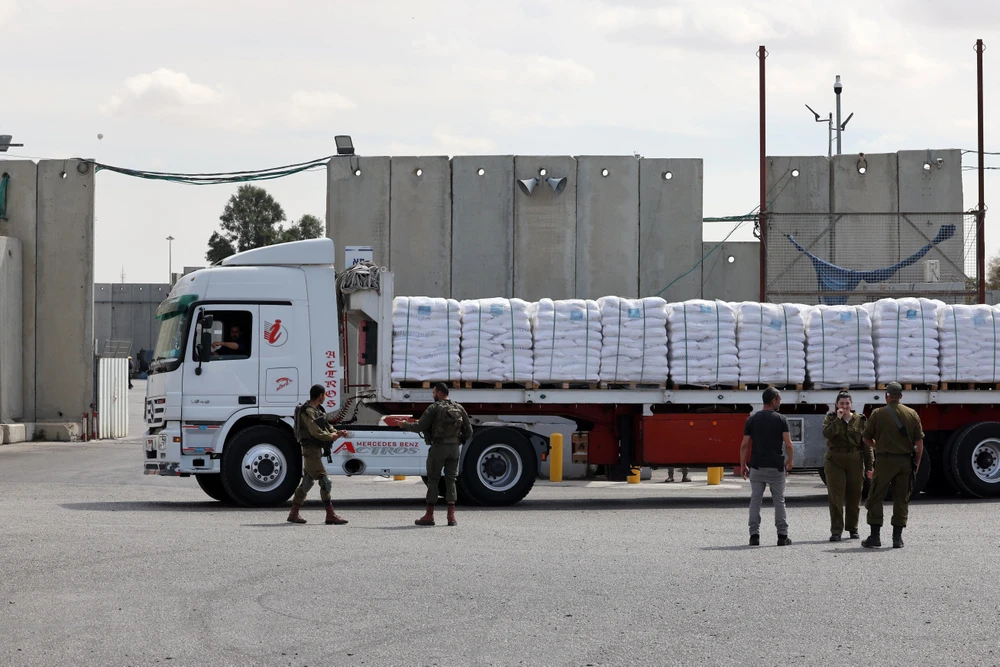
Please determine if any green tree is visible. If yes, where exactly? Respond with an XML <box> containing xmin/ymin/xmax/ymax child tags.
<box><xmin>279</xmin><ymin>213</ymin><xmax>325</xmax><ymax>243</ymax></box>
<box><xmin>205</xmin><ymin>185</ymin><xmax>286</xmax><ymax>263</ymax></box>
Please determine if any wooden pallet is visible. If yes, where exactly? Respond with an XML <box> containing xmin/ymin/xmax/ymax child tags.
<box><xmin>598</xmin><ymin>382</ymin><xmax>667</xmax><ymax>390</ymax></box>
<box><xmin>671</xmin><ymin>384</ymin><xmax>740</xmax><ymax>391</ymax></box>
<box><xmin>538</xmin><ymin>382</ymin><xmax>601</xmax><ymax>390</ymax></box>
<box><xmin>938</xmin><ymin>382</ymin><xmax>1000</xmax><ymax>391</ymax></box>
<box><xmin>462</xmin><ymin>381</ymin><xmax>539</xmax><ymax>390</ymax></box>
<box><xmin>391</xmin><ymin>380</ymin><xmax>462</xmax><ymax>390</ymax></box>
<box><xmin>739</xmin><ymin>383</ymin><xmax>804</xmax><ymax>391</ymax></box>
<box><xmin>877</xmin><ymin>383</ymin><xmax>939</xmax><ymax>391</ymax></box>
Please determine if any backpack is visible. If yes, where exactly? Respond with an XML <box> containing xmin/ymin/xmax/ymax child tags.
<box><xmin>431</xmin><ymin>400</ymin><xmax>465</xmax><ymax>441</ymax></box>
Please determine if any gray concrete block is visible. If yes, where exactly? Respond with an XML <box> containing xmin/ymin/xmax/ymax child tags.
<box><xmin>701</xmin><ymin>241</ymin><xmax>760</xmax><ymax>303</ymax></box>
<box><xmin>1</xmin><ymin>422</ymin><xmax>26</xmax><ymax>444</ymax></box>
<box><xmin>30</xmin><ymin>421</ymin><xmax>82</xmax><ymax>442</ymax></box>
<box><xmin>764</xmin><ymin>156</ymin><xmax>832</xmax><ymax>302</ymax></box>
<box><xmin>389</xmin><ymin>156</ymin><xmax>452</xmax><ymax>297</ymax></box>
<box><xmin>638</xmin><ymin>158</ymin><xmax>703</xmax><ymax>300</ymax></box>
<box><xmin>0</xmin><ymin>237</ymin><xmax>23</xmax><ymax>421</ymax></box>
<box><xmin>896</xmin><ymin>149</ymin><xmax>966</xmax><ymax>284</ymax></box>
<box><xmin>576</xmin><ymin>156</ymin><xmax>639</xmax><ymax>298</ymax></box>
<box><xmin>451</xmin><ymin>156</ymin><xmax>514</xmax><ymax>299</ymax></box>
<box><xmin>0</xmin><ymin>161</ymin><xmax>38</xmax><ymax>420</ymax></box>
<box><xmin>831</xmin><ymin>152</ymin><xmax>898</xmax><ymax>283</ymax></box>
<box><xmin>514</xmin><ymin>157</ymin><xmax>577</xmax><ymax>301</ymax></box>
<box><xmin>35</xmin><ymin>159</ymin><xmax>95</xmax><ymax>421</ymax></box>
<box><xmin>327</xmin><ymin>156</ymin><xmax>390</xmax><ymax>272</ymax></box>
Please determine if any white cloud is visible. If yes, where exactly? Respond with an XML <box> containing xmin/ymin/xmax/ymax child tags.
<box><xmin>383</xmin><ymin>126</ymin><xmax>498</xmax><ymax>155</ymax></box>
<box><xmin>521</xmin><ymin>56</ymin><xmax>595</xmax><ymax>85</ymax></box>
<box><xmin>102</xmin><ymin>68</ymin><xmax>220</xmax><ymax>116</ymax></box>
<box><xmin>284</xmin><ymin>90</ymin><xmax>357</xmax><ymax>127</ymax></box>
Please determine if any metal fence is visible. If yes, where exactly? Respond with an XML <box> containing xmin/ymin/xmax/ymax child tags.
<box><xmin>764</xmin><ymin>212</ymin><xmax>979</xmax><ymax>305</ymax></box>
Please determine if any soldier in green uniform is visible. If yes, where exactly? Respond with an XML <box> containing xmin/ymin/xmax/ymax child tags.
<box><xmin>401</xmin><ymin>382</ymin><xmax>473</xmax><ymax>527</ymax></box>
<box><xmin>861</xmin><ymin>381</ymin><xmax>925</xmax><ymax>549</ymax></box>
<box><xmin>822</xmin><ymin>391</ymin><xmax>874</xmax><ymax>542</ymax></box>
<box><xmin>286</xmin><ymin>384</ymin><xmax>350</xmax><ymax>526</ymax></box>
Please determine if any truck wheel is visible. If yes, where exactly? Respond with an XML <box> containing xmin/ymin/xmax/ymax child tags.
<box><xmin>458</xmin><ymin>427</ymin><xmax>536</xmax><ymax>506</ymax></box>
<box><xmin>220</xmin><ymin>425</ymin><xmax>301</xmax><ymax>507</ymax></box>
<box><xmin>195</xmin><ymin>474</ymin><xmax>232</xmax><ymax>503</ymax></box>
<box><xmin>947</xmin><ymin>422</ymin><xmax>1000</xmax><ymax>498</ymax></box>
<box><xmin>924</xmin><ymin>435</ymin><xmax>957</xmax><ymax>497</ymax></box>
<box><xmin>943</xmin><ymin>424</ymin><xmax>977</xmax><ymax>496</ymax></box>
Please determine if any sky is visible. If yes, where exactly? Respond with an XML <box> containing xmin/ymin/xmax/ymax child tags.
<box><xmin>2</xmin><ymin>0</ymin><xmax>999</xmax><ymax>284</ymax></box>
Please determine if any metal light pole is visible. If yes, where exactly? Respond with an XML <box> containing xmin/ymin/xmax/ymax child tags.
<box><xmin>834</xmin><ymin>76</ymin><xmax>843</xmax><ymax>154</ymax></box>
<box><xmin>805</xmin><ymin>105</ymin><xmax>833</xmax><ymax>157</ymax></box>
<box><xmin>166</xmin><ymin>236</ymin><xmax>175</xmax><ymax>284</ymax></box>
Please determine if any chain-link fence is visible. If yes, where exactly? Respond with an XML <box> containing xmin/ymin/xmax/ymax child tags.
<box><xmin>765</xmin><ymin>212</ymin><xmax>979</xmax><ymax>305</ymax></box>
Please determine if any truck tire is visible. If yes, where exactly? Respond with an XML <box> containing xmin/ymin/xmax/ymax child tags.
<box><xmin>924</xmin><ymin>434</ymin><xmax>957</xmax><ymax>497</ymax></box>
<box><xmin>943</xmin><ymin>424</ymin><xmax>976</xmax><ymax>497</ymax></box>
<box><xmin>220</xmin><ymin>425</ymin><xmax>301</xmax><ymax>507</ymax></box>
<box><xmin>195</xmin><ymin>474</ymin><xmax>232</xmax><ymax>503</ymax></box>
<box><xmin>947</xmin><ymin>422</ymin><xmax>1000</xmax><ymax>498</ymax></box>
<box><xmin>458</xmin><ymin>427</ymin><xmax>536</xmax><ymax>506</ymax></box>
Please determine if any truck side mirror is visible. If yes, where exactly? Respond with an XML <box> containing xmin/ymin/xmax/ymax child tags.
<box><xmin>199</xmin><ymin>330</ymin><xmax>213</xmax><ymax>361</ymax></box>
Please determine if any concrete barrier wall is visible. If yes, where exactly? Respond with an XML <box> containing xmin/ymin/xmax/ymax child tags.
<box><xmin>94</xmin><ymin>283</ymin><xmax>170</xmax><ymax>357</ymax></box>
<box><xmin>638</xmin><ymin>159</ymin><xmax>703</xmax><ymax>301</ymax></box>
<box><xmin>702</xmin><ymin>242</ymin><xmax>760</xmax><ymax>303</ymax></box>
<box><xmin>514</xmin><ymin>156</ymin><xmax>577</xmax><ymax>301</ymax></box>
<box><xmin>389</xmin><ymin>156</ymin><xmax>452</xmax><ymax>297</ymax></box>
<box><xmin>327</xmin><ymin>156</ymin><xmax>390</xmax><ymax>272</ymax></box>
<box><xmin>35</xmin><ymin>160</ymin><xmax>95</xmax><ymax>421</ymax></box>
<box><xmin>0</xmin><ymin>160</ymin><xmax>37</xmax><ymax>420</ymax></box>
<box><xmin>0</xmin><ymin>237</ymin><xmax>23</xmax><ymax>421</ymax></box>
<box><xmin>576</xmin><ymin>156</ymin><xmax>639</xmax><ymax>298</ymax></box>
<box><xmin>451</xmin><ymin>156</ymin><xmax>514</xmax><ymax>299</ymax></box>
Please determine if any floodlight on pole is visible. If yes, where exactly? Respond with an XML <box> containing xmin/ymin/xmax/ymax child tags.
<box><xmin>334</xmin><ymin>135</ymin><xmax>355</xmax><ymax>156</ymax></box>
<box><xmin>0</xmin><ymin>135</ymin><xmax>24</xmax><ymax>153</ymax></box>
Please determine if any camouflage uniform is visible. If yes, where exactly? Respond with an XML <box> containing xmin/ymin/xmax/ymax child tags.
<box><xmin>822</xmin><ymin>410</ymin><xmax>873</xmax><ymax>537</ymax></box>
<box><xmin>293</xmin><ymin>403</ymin><xmax>338</xmax><ymax>506</ymax></box>
<box><xmin>402</xmin><ymin>398</ymin><xmax>473</xmax><ymax>505</ymax></box>
<box><xmin>863</xmin><ymin>398</ymin><xmax>924</xmax><ymax>529</ymax></box>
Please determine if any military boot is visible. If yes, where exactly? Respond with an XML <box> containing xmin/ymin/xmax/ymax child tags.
<box><xmin>892</xmin><ymin>526</ymin><xmax>904</xmax><ymax>548</ymax></box>
<box><xmin>286</xmin><ymin>504</ymin><xmax>306</xmax><ymax>524</ymax></box>
<box><xmin>447</xmin><ymin>503</ymin><xmax>457</xmax><ymax>527</ymax></box>
<box><xmin>862</xmin><ymin>525</ymin><xmax>882</xmax><ymax>548</ymax></box>
<box><xmin>325</xmin><ymin>503</ymin><xmax>348</xmax><ymax>525</ymax></box>
<box><xmin>415</xmin><ymin>505</ymin><xmax>435</xmax><ymax>526</ymax></box>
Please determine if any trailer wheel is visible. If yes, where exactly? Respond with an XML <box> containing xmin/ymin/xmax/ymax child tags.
<box><xmin>948</xmin><ymin>422</ymin><xmax>1000</xmax><ymax>498</ymax></box>
<box><xmin>196</xmin><ymin>474</ymin><xmax>232</xmax><ymax>503</ymax></box>
<box><xmin>458</xmin><ymin>427</ymin><xmax>536</xmax><ymax>506</ymax></box>
<box><xmin>220</xmin><ymin>425</ymin><xmax>301</xmax><ymax>507</ymax></box>
<box><xmin>924</xmin><ymin>434</ymin><xmax>957</xmax><ymax>497</ymax></box>
<box><xmin>943</xmin><ymin>424</ymin><xmax>977</xmax><ymax>496</ymax></box>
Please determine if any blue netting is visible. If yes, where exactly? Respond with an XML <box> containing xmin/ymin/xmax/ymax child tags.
<box><xmin>786</xmin><ymin>224</ymin><xmax>957</xmax><ymax>305</ymax></box>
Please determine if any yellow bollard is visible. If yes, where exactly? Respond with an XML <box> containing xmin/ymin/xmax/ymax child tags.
<box><xmin>549</xmin><ymin>433</ymin><xmax>564</xmax><ymax>482</ymax></box>
<box><xmin>627</xmin><ymin>467</ymin><xmax>641</xmax><ymax>484</ymax></box>
<box><xmin>393</xmin><ymin>475</ymin><xmax>407</xmax><ymax>481</ymax></box>
<box><xmin>707</xmin><ymin>467</ymin><xmax>723</xmax><ymax>485</ymax></box>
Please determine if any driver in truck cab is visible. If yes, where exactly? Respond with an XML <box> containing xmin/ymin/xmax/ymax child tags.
<box><xmin>286</xmin><ymin>384</ymin><xmax>350</xmax><ymax>526</ymax></box>
<box><xmin>212</xmin><ymin>323</ymin><xmax>249</xmax><ymax>357</ymax></box>
<box><xmin>401</xmin><ymin>382</ymin><xmax>473</xmax><ymax>528</ymax></box>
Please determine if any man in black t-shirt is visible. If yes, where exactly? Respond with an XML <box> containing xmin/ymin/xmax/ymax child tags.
<box><xmin>739</xmin><ymin>386</ymin><xmax>795</xmax><ymax>546</ymax></box>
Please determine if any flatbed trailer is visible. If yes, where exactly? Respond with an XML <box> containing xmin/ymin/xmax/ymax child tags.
<box><xmin>143</xmin><ymin>239</ymin><xmax>1000</xmax><ymax>506</ymax></box>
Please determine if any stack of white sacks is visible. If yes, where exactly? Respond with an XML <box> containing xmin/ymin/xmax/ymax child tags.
<box><xmin>597</xmin><ymin>297</ymin><xmax>670</xmax><ymax>384</ymax></box>
<box><xmin>459</xmin><ymin>298</ymin><xmax>534</xmax><ymax>383</ymax></box>
<box><xmin>391</xmin><ymin>297</ymin><xmax>462</xmax><ymax>382</ymax></box>
<box><xmin>804</xmin><ymin>305</ymin><xmax>876</xmax><ymax>387</ymax></box>
<box><xmin>667</xmin><ymin>300</ymin><xmax>740</xmax><ymax>386</ymax></box>
<box><xmin>938</xmin><ymin>304</ymin><xmax>1000</xmax><ymax>383</ymax></box>
<box><xmin>532</xmin><ymin>299</ymin><xmax>602</xmax><ymax>383</ymax></box>
<box><xmin>870</xmin><ymin>298</ymin><xmax>942</xmax><ymax>385</ymax></box>
<box><xmin>735</xmin><ymin>302</ymin><xmax>807</xmax><ymax>386</ymax></box>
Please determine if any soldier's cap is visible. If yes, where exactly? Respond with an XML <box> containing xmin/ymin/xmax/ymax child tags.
<box><xmin>885</xmin><ymin>381</ymin><xmax>903</xmax><ymax>396</ymax></box>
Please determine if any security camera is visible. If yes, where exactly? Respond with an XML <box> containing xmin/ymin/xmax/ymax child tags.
<box><xmin>834</xmin><ymin>75</ymin><xmax>842</xmax><ymax>94</ymax></box>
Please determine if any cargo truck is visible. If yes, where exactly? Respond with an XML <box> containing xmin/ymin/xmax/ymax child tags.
<box><xmin>143</xmin><ymin>239</ymin><xmax>1000</xmax><ymax>506</ymax></box>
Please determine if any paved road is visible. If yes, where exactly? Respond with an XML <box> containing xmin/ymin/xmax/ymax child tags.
<box><xmin>1</xmin><ymin>385</ymin><xmax>998</xmax><ymax>666</ymax></box>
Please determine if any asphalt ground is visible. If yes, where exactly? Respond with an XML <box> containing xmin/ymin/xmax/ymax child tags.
<box><xmin>2</xmin><ymin>382</ymin><xmax>999</xmax><ymax>667</ymax></box>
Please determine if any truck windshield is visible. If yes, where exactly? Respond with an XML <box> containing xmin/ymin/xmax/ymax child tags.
<box><xmin>149</xmin><ymin>294</ymin><xmax>198</xmax><ymax>375</ymax></box>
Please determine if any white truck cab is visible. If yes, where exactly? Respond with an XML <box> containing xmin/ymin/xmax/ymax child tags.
<box><xmin>143</xmin><ymin>238</ymin><xmax>546</xmax><ymax>507</ymax></box>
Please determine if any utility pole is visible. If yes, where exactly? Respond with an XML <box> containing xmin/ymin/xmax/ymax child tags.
<box><xmin>166</xmin><ymin>235</ymin><xmax>175</xmax><ymax>284</ymax></box>
<box><xmin>805</xmin><ymin>76</ymin><xmax>854</xmax><ymax>156</ymax></box>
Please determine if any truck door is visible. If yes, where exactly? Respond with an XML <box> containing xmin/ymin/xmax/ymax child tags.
<box><xmin>182</xmin><ymin>305</ymin><xmax>261</xmax><ymax>429</ymax></box>
<box><xmin>259</xmin><ymin>303</ymin><xmax>305</xmax><ymax>407</ymax></box>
